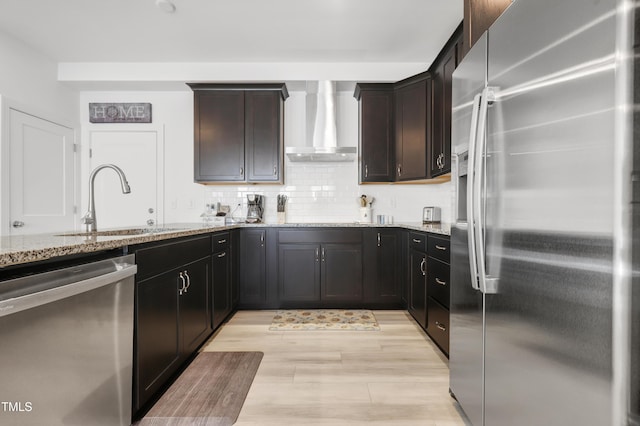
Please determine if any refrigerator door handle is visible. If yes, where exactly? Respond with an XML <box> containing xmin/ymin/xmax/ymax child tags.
<box><xmin>474</xmin><ymin>86</ymin><xmax>499</xmax><ymax>295</ymax></box>
<box><xmin>467</xmin><ymin>93</ymin><xmax>482</xmax><ymax>291</ymax></box>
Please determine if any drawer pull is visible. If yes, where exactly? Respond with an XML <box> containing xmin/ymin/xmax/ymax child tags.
<box><xmin>436</xmin><ymin>321</ymin><xmax>446</xmax><ymax>332</ymax></box>
<box><xmin>217</xmin><ymin>252</ymin><xmax>227</xmax><ymax>258</ymax></box>
<box><xmin>435</xmin><ymin>278</ymin><xmax>446</xmax><ymax>286</ymax></box>
<box><xmin>435</xmin><ymin>245</ymin><xmax>447</xmax><ymax>251</ymax></box>
<box><xmin>217</xmin><ymin>239</ymin><xmax>227</xmax><ymax>244</ymax></box>
<box><xmin>412</xmin><ymin>238</ymin><xmax>422</xmax><ymax>244</ymax></box>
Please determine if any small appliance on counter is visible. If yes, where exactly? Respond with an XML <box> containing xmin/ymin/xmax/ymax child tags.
<box><xmin>246</xmin><ymin>194</ymin><xmax>264</xmax><ymax>223</ymax></box>
<box><xmin>422</xmin><ymin>206</ymin><xmax>441</xmax><ymax>224</ymax></box>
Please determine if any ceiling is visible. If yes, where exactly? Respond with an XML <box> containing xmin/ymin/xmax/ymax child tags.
<box><xmin>0</xmin><ymin>0</ymin><xmax>462</xmax><ymax>87</ymax></box>
<box><xmin>0</xmin><ymin>0</ymin><xmax>462</xmax><ymax>62</ymax></box>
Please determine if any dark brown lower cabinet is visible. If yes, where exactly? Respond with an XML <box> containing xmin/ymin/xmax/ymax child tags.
<box><xmin>409</xmin><ymin>248</ymin><xmax>428</xmax><ymax>329</ymax></box>
<box><xmin>321</xmin><ymin>243</ymin><xmax>363</xmax><ymax>302</ymax></box>
<box><xmin>134</xmin><ymin>255</ymin><xmax>211</xmax><ymax>414</ymax></box>
<box><xmin>426</xmin><ymin>297</ymin><xmax>450</xmax><ymax>354</ymax></box>
<box><xmin>276</xmin><ymin>229</ymin><xmax>363</xmax><ymax>306</ymax></box>
<box><xmin>425</xmin><ymin>234</ymin><xmax>451</xmax><ymax>356</ymax></box>
<box><xmin>363</xmin><ymin>229</ymin><xmax>402</xmax><ymax>307</ymax></box>
<box><xmin>278</xmin><ymin>243</ymin><xmax>320</xmax><ymax>302</ymax></box>
<box><xmin>212</xmin><ymin>247</ymin><xmax>231</xmax><ymax>330</ymax></box>
<box><xmin>239</xmin><ymin>229</ymin><xmax>267</xmax><ymax>305</ymax></box>
<box><xmin>133</xmin><ymin>235</ymin><xmax>213</xmax><ymax>417</ymax></box>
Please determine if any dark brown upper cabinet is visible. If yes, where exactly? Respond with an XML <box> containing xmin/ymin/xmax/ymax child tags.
<box><xmin>395</xmin><ymin>74</ymin><xmax>431</xmax><ymax>181</ymax></box>
<box><xmin>354</xmin><ymin>84</ymin><xmax>395</xmax><ymax>183</ymax></box>
<box><xmin>431</xmin><ymin>25</ymin><xmax>462</xmax><ymax>177</ymax></box>
<box><xmin>463</xmin><ymin>0</ymin><xmax>512</xmax><ymax>58</ymax></box>
<box><xmin>189</xmin><ymin>83</ymin><xmax>288</xmax><ymax>184</ymax></box>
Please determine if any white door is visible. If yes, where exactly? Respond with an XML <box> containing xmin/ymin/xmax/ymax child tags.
<box><xmin>9</xmin><ymin>109</ymin><xmax>76</xmax><ymax>235</ymax></box>
<box><xmin>88</xmin><ymin>129</ymin><xmax>163</xmax><ymax>230</ymax></box>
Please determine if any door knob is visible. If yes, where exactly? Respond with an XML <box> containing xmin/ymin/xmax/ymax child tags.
<box><xmin>12</xmin><ymin>221</ymin><xmax>24</xmax><ymax>228</ymax></box>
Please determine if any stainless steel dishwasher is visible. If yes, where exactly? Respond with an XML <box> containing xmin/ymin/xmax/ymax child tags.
<box><xmin>0</xmin><ymin>254</ymin><xmax>137</xmax><ymax>426</ymax></box>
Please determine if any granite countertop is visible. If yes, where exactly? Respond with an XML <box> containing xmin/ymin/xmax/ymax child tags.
<box><xmin>0</xmin><ymin>222</ymin><xmax>450</xmax><ymax>268</ymax></box>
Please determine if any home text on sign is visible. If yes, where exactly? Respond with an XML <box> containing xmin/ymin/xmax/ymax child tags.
<box><xmin>89</xmin><ymin>103</ymin><xmax>152</xmax><ymax>123</ymax></box>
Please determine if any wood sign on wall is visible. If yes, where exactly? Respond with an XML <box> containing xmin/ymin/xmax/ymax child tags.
<box><xmin>89</xmin><ymin>103</ymin><xmax>152</xmax><ymax>123</ymax></box>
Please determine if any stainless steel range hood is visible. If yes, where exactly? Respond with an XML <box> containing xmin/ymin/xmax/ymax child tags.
<box><xmin>285</xmin><ymin>81</ymin><xmax>357</xmax><ymax>162</ymax></box>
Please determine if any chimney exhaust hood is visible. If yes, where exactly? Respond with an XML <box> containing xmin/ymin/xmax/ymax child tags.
<box><xmin>285</xmin><ymin>80</ymin><xmax>357</xmax><ymax>162</ymax></box>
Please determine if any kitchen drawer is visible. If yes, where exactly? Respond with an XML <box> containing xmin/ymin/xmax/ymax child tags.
<box><xmin>135</xmin><ymin>235</ymin><xmax>211</xmax><ymax>281</ymax></box>
<box><xmin>427</xmin><ymin>235</ymin><xmax>450</xmax><ymax>263</ymax></box>
<box><xmin>278</xmin><ymin>229</ymin><xmax>362</xmax><ymax>244</ymax></box>
<box><xmin>426</xmin><ymin>297</ymin><xmax>449</xmax><ymax>355</ymax></box>
<box><xmin>212</xmin><ymin>231</ymin><xmax>230</xmax><ymax>252</ymax></box>
<box><xmin>427</xmin><ymin>257</ymin><xmax>450</xmax><ymax>308</ymax></box>
<box><xmin>409</xmin><ymin>232</ymin><xmax>428</xmax><ymax>252</ymax></box>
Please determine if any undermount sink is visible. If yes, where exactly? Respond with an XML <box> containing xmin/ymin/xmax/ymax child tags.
<box><xmin>57</xmin><ymin>227</ymin><xmax>186</xmax><ymax>237</ymax></box>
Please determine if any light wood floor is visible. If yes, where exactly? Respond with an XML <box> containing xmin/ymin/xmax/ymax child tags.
<box><xmin>201</xmin><ymin>310</ymin><xmax>470</xmax><ymax>426</ymax></box>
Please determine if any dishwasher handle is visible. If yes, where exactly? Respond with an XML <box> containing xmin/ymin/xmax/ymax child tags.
<box><xmin>0</xmin><ymin>263</ymin><xmax>137</xmax><ymax>318</ymax></box>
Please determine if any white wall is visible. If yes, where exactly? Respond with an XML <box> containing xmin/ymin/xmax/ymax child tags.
<box><xmin>0</xmin><ymin>31</ymin><xmax>78</xmax><ymax>124</ymax></box>
<box><xmin>79</xmin><ymin>87</ymin><xmax>452</xmax><ymax>227</ymax></box>
<box><xmin>0</xmin><ymin>30</ymin><xmax>80</xmax><ymax>235</ymax></box>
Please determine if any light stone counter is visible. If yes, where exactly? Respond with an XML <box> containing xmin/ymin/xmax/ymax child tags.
<box><xmin>0</xmin><ymin>222</ymin><xmax>450</xmax><ymax>268</ymax></box>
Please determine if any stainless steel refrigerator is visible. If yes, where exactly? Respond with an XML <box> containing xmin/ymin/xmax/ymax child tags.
<box><xmin>450</xmin><ymin>0</ymin><xmax>638</xmax><ymax>425</ymax></box>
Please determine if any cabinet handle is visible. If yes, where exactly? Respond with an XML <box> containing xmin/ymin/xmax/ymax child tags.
<box><xmin>184</xmin><ymin>271</ymin><xmax>191</xmax><ymax>293</ymax></box>
<box><xmin>397</xmin><ymin>164</ymin><xmax>402</xmax><ymax>177</ymax></box>
<box><xmin>315</xmin><ymin>248</ymin><xmax>319</xmax><ymax>262</ymax></box>
<box><xmin>436</xmin><ymin>321</ymin><xmax>446</xmax><ymax>332</ymax></box>
<box><xmin>240</xmin><ymin>167</ymin><xmax>244</xmax><ymax>175</ymax></box>
<box><xmin>420</xmin><ymin>258</ymin><xmax>426</xmax><ymax>276</ymax></box>
<box><xmin>273</xmin><ymin>165</ymin><xmax>277</xmax><ymax>175</ymax></box>
<box><xmin>218</xmin><ymin>252</ymin><xmax>227</xmax><ymax>258</ymax></box>
<box><xmin>178</xmin><ymin>272</ymin><xmax>186</xmax><ymax>296</ymax></box>
<box><xmin>412</xmin><ymin>238</ymin><xmax>422</xmax><ymax>244</ymax></box>
<box><xmin>377</xmin><ymin>232</ymin><xmax>381</xmax><ymax>247</ymax></box>
<box><xmin>217</xmin><ymin>239</ymin><xmax>227</xmax><ymax>244</ymax></box>
<box><xmin>321</xmin><ymin>247</ymin><xmax>325</xmax><ymax>262</ymax></box>
<box><xmin>260</xmin><ymin>233</ymin><xmax>264</xmax><ymax>246</ymax></box>
<box><xmin>435</xmin><ymin>278</ymin><xmax>446</xmax><ymax>286</ymax></box>
<box><xmin>365</xmin><ymin>164</ymin><xmax>368</xmax><ymax>178</ymax></box>
<box><xmin>435</xmin><ymin>245</ymin><xmax>447</xmax><ymax>251</ymax></box>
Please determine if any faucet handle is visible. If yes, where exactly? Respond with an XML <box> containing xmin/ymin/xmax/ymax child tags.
<box><xmin>81</xmin><ymin>212</ymin><xmax>94</xmax><ymax>225</ymax></box>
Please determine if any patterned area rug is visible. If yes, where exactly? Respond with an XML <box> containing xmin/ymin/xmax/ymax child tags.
<box><xmin>268</xmin><ymin>309</ymin><xmax>380</xmax><ymax>331</ymax></box>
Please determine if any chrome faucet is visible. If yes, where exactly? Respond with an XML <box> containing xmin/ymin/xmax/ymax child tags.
<box><xmin>82</xmin><ymin>164</ymin><xmax>131</xmax><ymax>232</ymax></box>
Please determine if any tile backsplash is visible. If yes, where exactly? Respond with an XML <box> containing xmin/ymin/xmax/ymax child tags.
<box><xmin>202</xmin><ymin>159</ymin><xmax>452</xmax><ymax>224</ymax></box>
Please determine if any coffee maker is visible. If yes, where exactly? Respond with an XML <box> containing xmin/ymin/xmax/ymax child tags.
<box><xmin>246</xmin><ymin>194</ymin><xmax>264</xmax><ymax>223</ymax></box>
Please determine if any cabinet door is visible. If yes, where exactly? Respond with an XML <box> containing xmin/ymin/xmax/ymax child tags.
<box><xmin>395</xmin><ymin>80</ymin><xmax>428</xmax><ymax>181</ymax></box>
<box><xmin>212</xmin><ymin>249</ymin><xmax>231</xmax><ymax>330</ymax></box>
<box><xmin>230</xmin><ymin>229</ymin><xmax>240</xmax><ymax>307</ymax></box>
<box><xmin>409</xmin><ymin>249</ymin><xmax>427</xmax><ymax>329</ymax></box>
<box><xmin>180</xmin><ymin>257</ymin><xmax>212</xmax><ymax>356</ymax></box>
<box><xmin>278</xmin><ymin>243</ymin><xmax>321</xmax><ymax>302</ymax></box>
<box><xmin>321</xmin><ymin>243</ymin><xmax>363</xmax><ymax>302</ymax></box>
<box><xmin>194</xmin><ymin>90</ymin><xmax>245</xmax><ymax>181</ymax></box>
<box><xmin>432</xmin><ymin>45</ymin><xmax>455</xmax><ymax>177</ymax></box>
<box><xmin>245</xmin><ymin>91</ymin><xmax>282</xmax><ymax>182</ymax></box>
<box><xmin>363</xmin><ymin>230</ymin><xmax>401</xmax><ymax>304</ymax></box>
<box><xmin>239</xmin><ymin>229</ymin><xmax>267</xmax><ymax>305</ymax></box>
<box><xmin>359</xmin><ymin>90</ymin><xmax>394</xmax><ymax>182</ymax></box>
<box><xmin>135</xmin><ymin>270</ymin><xmax>181</xmax><ymax>411</ymax></box>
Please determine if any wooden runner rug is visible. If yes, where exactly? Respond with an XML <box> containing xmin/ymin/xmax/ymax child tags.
<box><xmin>138</xmin><ymin>351</ymin><xmax>263</xmax><ymax>426</ymax></box>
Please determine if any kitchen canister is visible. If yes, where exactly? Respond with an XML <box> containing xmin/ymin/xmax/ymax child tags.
<box><xmin>359</xmin><ymin>207</ymin><xmax>372</xmax><ymax>223</ymax></box>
